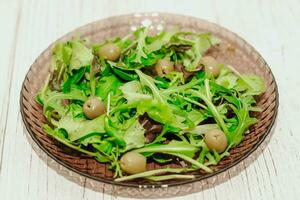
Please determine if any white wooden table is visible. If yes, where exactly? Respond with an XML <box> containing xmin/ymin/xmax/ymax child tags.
<box><xmin>0</xmin><ymin>0</ymin><xmax>299</xmax><ymax>199</ymax></box>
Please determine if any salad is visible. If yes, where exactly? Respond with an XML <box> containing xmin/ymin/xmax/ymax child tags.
<box><xmin>36</xmin><ymin>27</ymin><xmax>265</xmax><ymax>182</ymax></box>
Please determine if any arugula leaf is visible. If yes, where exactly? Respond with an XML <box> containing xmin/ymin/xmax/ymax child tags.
<box><xmin>228</xmin><ymin>98</ymin><xmax>258</xmax><ymax>146</ymax></box>
<box><xmin>152</xmin><ymin>154</ymin><xmax>172</xmax><ymax>163</ymax></box>
<box><xmin>135</xmin><ymin>69</ymin><xmax>166</xmax><ymax>103</ymax></box>
<box><xmin>79</xmin><ymin>134</ymin><xmax>102</xmax><ymax>146</ymax></box>
<box><xmin>93</xmin><ymin>141</ymin><xmax>113</xmax><ymax>155</ymax></box>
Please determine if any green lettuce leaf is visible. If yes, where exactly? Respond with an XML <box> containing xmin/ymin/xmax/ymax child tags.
<box><xmin>119</xmin><ymin>80</ymin><xmax>151</xmax><ymax>103</ymax></box>
<box><xmin>43</xmin><ymin>88</ymin><xmax>87</xmax><ymax>116</ymax></box>
<box><xmin>69</xmin><ymin>40</ymin><xmax>93</xmax><ymax>70</ymax></box>
<box><xmin>57</xmin><ymin>114</ymin><xmax>105</xmax><ymax>141</ymax></box>
<box><xmin>133</xmin><ymin>27</ymin><xmax>148</xmax><ymax>63</ymax></box>
<box><xmin>146</xmin><ymin>30</ymin><xmax>178</xmax><ymax>52</ymax></box>
<box><xmin>50</xmin><ymin>43</ymin><xmax>72</xmax><ymax>71</ymax></box>
<box><xmin>235</xmin><ymin>74</ymin><xmax>266</xmax><ymax>96</ymax></box>
<box><xmin>123</xmin><ymin>120</ymin><xmax>145</xmax><ymax>151</ymax></box>
<box><xmin>183</xmin><ymin>34</ymin><xmax>219</xmax><ymax>72</ymax></box>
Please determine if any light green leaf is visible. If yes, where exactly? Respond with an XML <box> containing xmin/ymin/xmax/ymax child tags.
<box><xmin>57</xmin><ymin>114</ymin><xmax>105</xmax><ymax>141</ymax></box>
<box><xmin>95</xmin><ymin>75</ymin><xmax>123</xmax><ymax>101</ymax></box>
<box><xmin>133</xmin><ymin>140</ymin><xmax>198</xmax><ymax>158</ymax></box>
<box><xmin>146</xmin><ymin>30</ymin><xmax>178</xmax><ymax>52</ymax></box>
<box><xmin>119</xmin><ymin>80</ymin><xmax>152</xmax><ymax>103</ymax></box>
<box><xmin>123</xmin><ymin>120</ymin><xmax>145</xmax><ymax>151</ymax></box>
<box><xmin>43</xmin><ymin>88</ymin><xmax>87</xmax><ymax>116</ymax></box>
<box><xmin>69</xmin><ymin>40</ymin><xmax>93</xmax><ymax>70</ymax></box>
<box><xmin>236</xmin><ymin>74</ymin><xmax>266</xmax><ymax>96</ymax></box>
<box><xmin>186</xmin><ymin>109</ymin><xmax>205</xmax><ymax>126</ymax></box>
<box><xmin>133</xmin><ymin>27</ymin><xmax>148</xmax><ymax>63</ymax></box>
<box><xmin>216</xmin><ymin>67</ymin><xmax>238</xmax><ymax>89</ymax></box>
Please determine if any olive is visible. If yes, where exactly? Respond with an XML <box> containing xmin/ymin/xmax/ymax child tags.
<box><xmin>98</xmin><ymin>43</ymin><xmax>120</xmax><ymax>61</ymax></box>
<box><xmin>204</xmin><ymin>129</ymin><xmax>228</xmax><ymax>153</ymax></box>
<box><xmin>83</xmin><ymin>97</ymin><xmax>106</xmax><ymax>119</ymax></box>
<box><xmin>200</xmin><ymin>56</ymin><xmax>220</xmax><ymax>77</ymax></box>
<box><xmin>120</xmin><ymin>152</ymin><xmax>147</xmax><ymax>174</ymax></box>
<box><xmin>154</xmin><ymin>59</ymin><xmax>174</xmax><ymax>77</ymax></box>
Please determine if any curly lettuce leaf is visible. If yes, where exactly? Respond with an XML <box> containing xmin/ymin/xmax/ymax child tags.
<box><xmin>56</xmin><ymin>114</ymin><xmax>105</xmax><ymax>141</ymax></box>
<box><xmin>146</xmin><ymin>30</ymin><xmax>178</xmax><ymax>52</ymax></box>
<box><xmin>51</xmin><ymin>39</ymin><xmax>93</xmax><ymax>72</ymax></box>
<box><xmin>42</xmin><ymin>88</ymin><xmax>87</xmax><ymax>116</ymax></box>
<box><xmin>50</xmin><ymin>43</ymin><xmax>72</xmax><ymax>71</ymax></box>
<box><xmin>123</xmin><ymin>120</ymin><xmax>145</xmax><ymax>151</ymax></box>
<box><xmin>69</xmin><ymin>40</ymin><xmax>93</xmax><ymax>70</ymax></box>
<box><xmin>225</xmin><ymin>65</ymin><xmax>266</xmax><ymax>96</ymax></box>
<box><xmin>182</xmin><ymin>34</ymin><xmax>219</xmax><ymax>72</ymax></box>
<box><xmin>133</xmin><ymin>27</ymin><xmax>148</xmax><ymax>63</ymax></box>
<box><xmin>119</xmin><ymin>80</ymin><xmax>151</xmax><ymax>103</ymax></box>
<box><xmin>236</xmin><ymin>74</ymin><xmax>266</xmax><ymax>96</ymax></box>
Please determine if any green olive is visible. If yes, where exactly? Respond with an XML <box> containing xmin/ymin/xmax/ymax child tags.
<box><xmin>83</xmin><ymin>97</ymin><xmax>106</xmax><ymax>119</ymax></box>
<box><xmin>200</xmin><ymin>56</ymin><xmax>220</xmax><ymax>77</ymax></box>
<box><xmin>120</xmin><ymin>152</ymin><xmax>147</xmax><ymax>174</ymax></box>
<box><xmin>98</xmin><ymin>43</ymin><xmax>121</xmax><ymax>61</ymax></box>
<box><xmin>154</xmin><ymin>59</ymin><xmax>174</xmax><ymax>77</ymax></box>
<box><xmin>204</xmin><ymin>129</ymin><xmax>228</xmax><ymax>153</ymax></box>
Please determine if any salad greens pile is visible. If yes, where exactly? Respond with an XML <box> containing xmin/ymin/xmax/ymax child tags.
<box><xmin>37</xmin><ymin>27</ymin><xmax>265</xmax><ymax>182</ymax></box>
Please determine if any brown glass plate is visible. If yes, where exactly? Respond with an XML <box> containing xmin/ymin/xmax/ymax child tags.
<box><xmin>20</xmin><ymin>13</ymin><xmax>278</xmax><ymax>197</ymax></box>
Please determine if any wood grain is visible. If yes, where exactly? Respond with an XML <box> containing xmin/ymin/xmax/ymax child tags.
<box><xmin>0</xmin><ymin>0</ymin><xmax>299</xmax><ymax>199</ymax></box>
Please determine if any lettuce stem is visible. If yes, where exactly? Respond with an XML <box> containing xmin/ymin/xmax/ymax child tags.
<box><xmin>114</xmin><ymin>168</ymin><xmax>190</xmax><ymax>182</ymax></box>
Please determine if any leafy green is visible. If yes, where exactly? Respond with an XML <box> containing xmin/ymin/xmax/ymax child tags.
<box><xmin>62</xmin><ymin>67</ymin><xmax>86</xmax><ymax>93</ymax></box>
<box><xmin>123</xmin><ymin>120</ymin><xmax>145</xmax><ymax>151</ymax></box>
<box><xmin>133</xmin><ymin>27</ymin><xmax>148</xmax><ymax>63</ymax></box>
<box><xmin>133</xmin><ymin>140</ymin><xmax>198</xmax><ymax>158</ymax></box>
<box><xmin>37</xmin><ymin>29</ymin><xmax>265</xmax><ymax>181</ymax></box>
<box><xmin>43</xmin><ymin>88</ymin><xmax>87</xmax><ymax>116</ymax></box>
<box><xmin>119</xmin><ymin>80</ymin><xmax>151</xmax><ymax>103</ymax></box>
<box><xmin>182</xmin><ymin>33</ymin><xmax>219</xmax><ymax>71</ymax></box>
<box><xmin>69</xmin><ymin>40</ymin><xmax>93</xmax><ymax>70</ymax></box>
<box><xmin>95</xmin><ymin>74</ymin><xmax>123</xmax><ymax>101</ymax></box>
<box><xmin>57</xmin><ymin>114</ymin><xmax>105</xmax><ymax>141</ymax></box>
<box><xmin>50</xmin><ymin>39</ymin><xmax>93</xmax><ymax>72</ymax></box>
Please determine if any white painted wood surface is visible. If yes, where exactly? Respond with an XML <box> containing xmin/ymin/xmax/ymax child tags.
<box><xmin>0</xmin><ymin>0</ymin><xmax>299</xmax><ymax>199</ymax></box>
